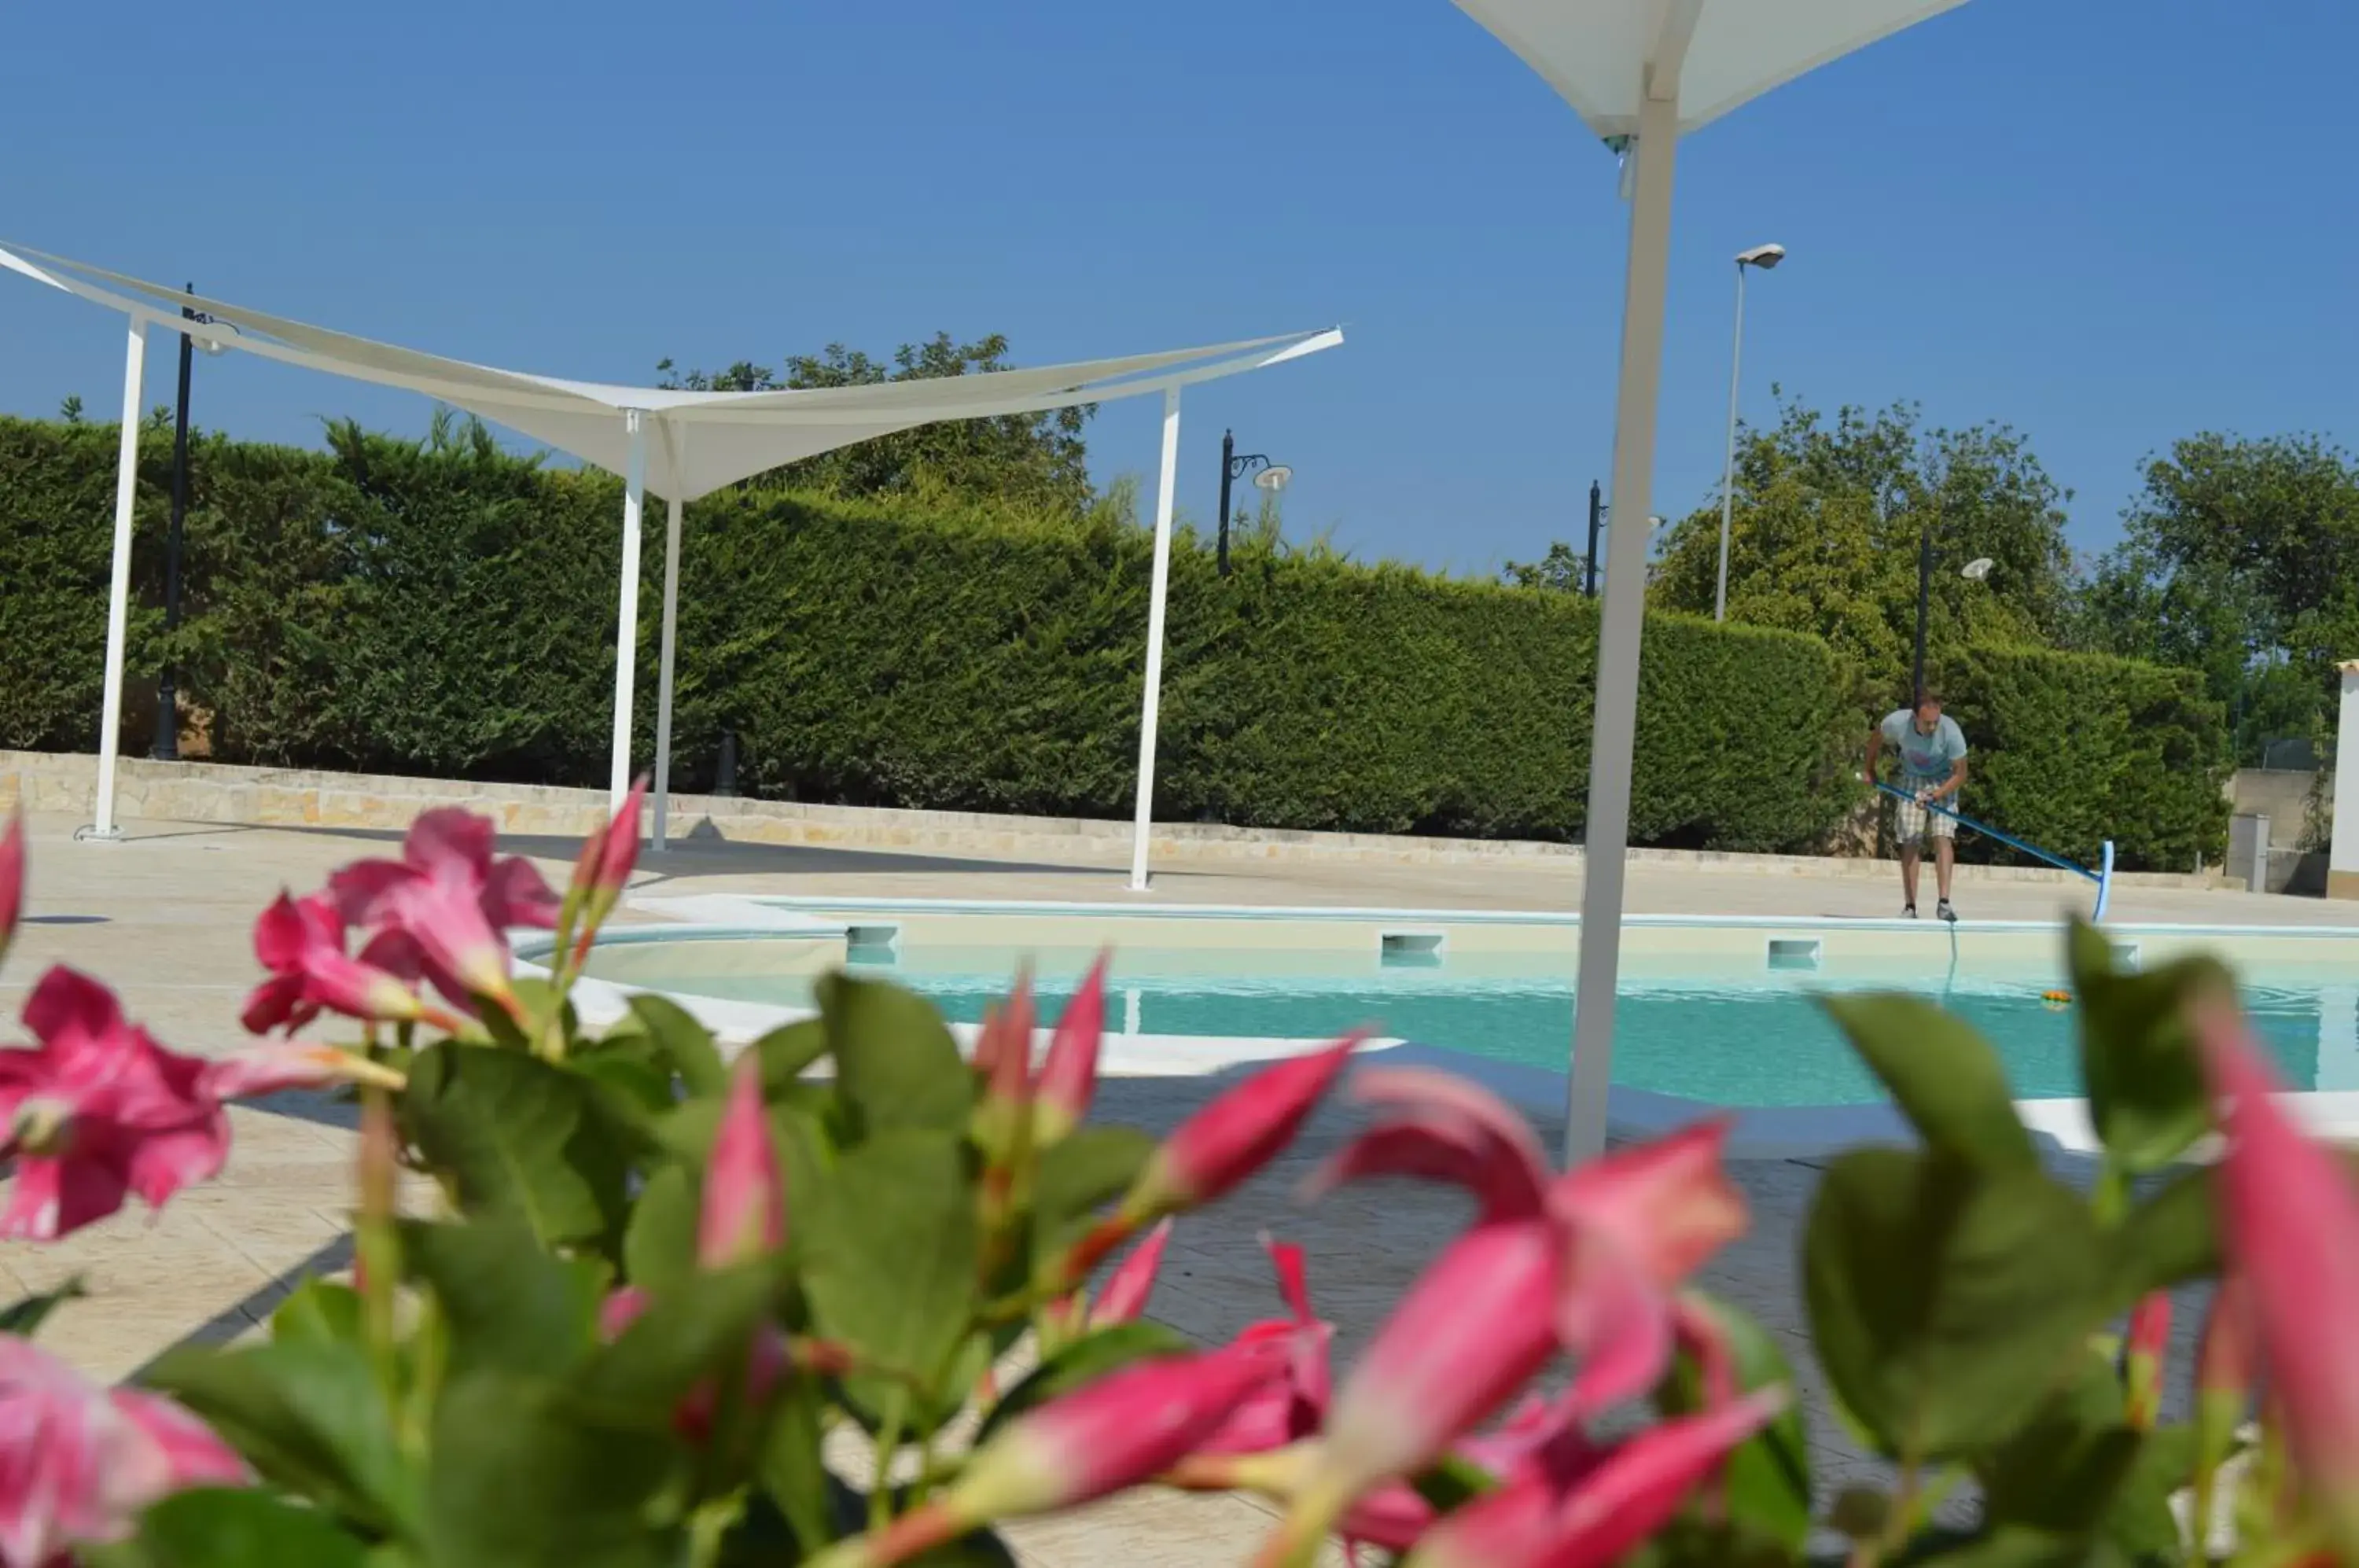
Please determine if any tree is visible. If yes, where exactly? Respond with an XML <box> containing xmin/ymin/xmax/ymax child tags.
<box><xmin>1646</xmin><ymin>396</ymin><xmax>2075</xmax><ymax>697</ymax></box>
<box><xmin>1502</xmin><ymin>541</ymin><xmax>1588</xmax><ymax>593</ymax></box>
<box><xmin>2075</xmin><ymin>433</ymin><xmax>2359</xmax><ymax>764</ymax></box>
<box><xmin>656</xmin><ymin>332</ymin><xmax>1096</xmax><ymax>517</ymax></box>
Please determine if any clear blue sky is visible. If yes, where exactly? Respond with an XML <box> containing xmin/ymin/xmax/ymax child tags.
<box><xmin>3</xmin><ymin>2</ymin><xmax>2352</xmax><ymax>576</ymax></box>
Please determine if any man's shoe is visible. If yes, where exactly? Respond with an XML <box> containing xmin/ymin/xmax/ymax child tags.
<box><xmin>1903</xmin><ymin>904</ymin><xmax>1918</xmax><ymax>918</ymax></box>
<box><xmin>1938</xmin><ymin>899</ymin><xmax>1957</xmax><ymax>922</ymax></box>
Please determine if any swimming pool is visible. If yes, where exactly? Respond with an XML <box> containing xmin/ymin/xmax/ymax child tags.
<box><xmin>572</xmin><ymin>909</ymin><xmax>2359</xmax><ymax>1110</ymax></box>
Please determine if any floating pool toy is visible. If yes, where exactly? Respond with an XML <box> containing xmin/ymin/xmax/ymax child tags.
<box><xmin>2041</xmin><ymin>988</ymin><xmax>2072</xmax><ymax>1009</ymax></box>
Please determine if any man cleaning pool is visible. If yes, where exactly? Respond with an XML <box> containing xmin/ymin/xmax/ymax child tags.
<box><xmin>1867</xmin><ymin>690</ymin><xmax>1968</xmax><ymax>921</ymax></box>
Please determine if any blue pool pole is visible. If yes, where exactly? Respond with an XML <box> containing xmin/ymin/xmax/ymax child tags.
<box><xmin>2093</xmin><ymin>841</ymin><xmax>2115</xmax><ymax>923</ymax></box>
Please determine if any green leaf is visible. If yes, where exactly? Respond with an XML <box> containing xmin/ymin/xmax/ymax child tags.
<box><xmin>801</xmin><ymin>1129</ymin><xmax>981</xmax><ymax>1422</ymax></box>
<box><xmin>425</xmin><ymin>1370</ymin><xmax>678</xmax><ymax>1568</ymax></box>
<box><xmin>1031</xmin><ymin>1124</ymin><xmax>1156</xmax><ymax>1268</ymax></box>
<box><xmin>2103</xmin><ymin>1167</ymin><xmax>2218</xmax><ymax>1311</ymax></box>
<box><xmin>624</xmin><ymin>993</ymin><xmax>728</xmax><ymax>1098</ymax></box>
<box><xmin>401</xmin><ymin>1220</ymin><xmax>606</xmax><ymax>1381</ymax></box>
<box><xmin>756</xmin><ymin>1378</ymin><xmax>836</xmax><ymax>1553</ymax></box>
<box><xmin>622</xmin><ymin>1164</ymin><xmax>701</xmax><ymax>1294</ymax></box>
<box><xmin>142</xmin><ymin>1339</ymin><xmax>421</xmax><ymax>1538</ymax></box>
<box><xmin>1894</xmin><ymin>1526</ymin><xmax>2117</xmax><ymax>1568</ymax></box>
<box><xmin>270</xmin><ymin>1279</ymin><xmax>363</xmax><ymax>1347</ymax></box>
<box><xmin>752</xmin><ymin>1018</ymin><xmax>830</xmax><ymax>1090</ymax></box>
<box><xmin>572</xmin><ymin>1263</ymin><xmax>778</xmax><ymax>1427</ymax></box>
<box><xmin>2070</xmin><ymin>919</ymin><xmax>2231</xmax><ymax>1174</ymax></box>
<box><xmin>568</xmin><ymin>1052</ymin><xmax>677</xmax><ymax>1120</ymax></box>
<box><xmin>1408</xmin><ymin>1452</ymin><xmax>1501</xmax><ymax>1515</ymax></box>
<box><xmin>1804</xmin><ymin>1148</ymin><xmax>2104</xmax><ymax>1459</ymax></box>
<box><xmin>975</xmin><ymin>1320</ymin><xmax>1191</xmax><ymax>1444</ymax></box>
<box><xmin>2104</xmin><ymin>1424</ymin><xmax>2198</xmax><ymax>1561</ymax></box>
<box><xmin>1982</xmin><ymin>1348</ymin><xmax>2140</xmax><ymax>1535</ymax></box>
<box><xmin>401</xmin><ymin>1042</ymin><xmax>629</xmax><ymax>1250</ymax></box>
<box><xmin>816</xmin><ymin>973</ymin><xmax>970</xmax><ymax>1137</ymax></box>
<box><xmin>0</xmin><ymin>1277</ymin><xmax>84</xmax><ymax>1338</ymax></box>
<box><xmin>1821</xmin><ymin>993</ymin><xmax>2036</xmax><ymax>1174</ymax></box>
<box><xmin>128</xmin><ymin>1487</ymin><xmax>370</xmax><ymax>1568</ymax></box>
<box><xmin>1654</xmin><ymin>1292</ymin><xmax>1811</xmax><ymax>1551</ymax></box>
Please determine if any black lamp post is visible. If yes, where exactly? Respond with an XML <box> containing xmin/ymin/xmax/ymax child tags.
<box><xmin>1908</xmin><ymin>512</ymin><xmax>1993</xmax><ymax>702</ymax></box>
<box><xmin>154</xmin><ymin>285</ymin><xmax>215</xmax><ymax>762</ymax></box>
<box><xmin>1215</xmin><ymin>429</ymin><xmax>1290</xmax><ymax>577</ymax></box>
<box><xmin>1584</xmin><ymin>480</ymin><xmax>1603</xmax><ymax>598</ymax></box>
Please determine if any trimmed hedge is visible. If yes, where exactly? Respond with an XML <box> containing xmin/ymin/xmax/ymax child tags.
<box><xmin>0</xmin><ymin>416</ymin><xmax>2226</xmax><ymax>867</ymax></box>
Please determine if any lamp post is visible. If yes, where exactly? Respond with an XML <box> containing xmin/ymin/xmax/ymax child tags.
<box><xmin>1584</xmin><ymin>480</ymin><xmax>1602</xmax><ymax>597</ymax></box>
<box><xmin>1216</xmin><ymin>429</ymin><xmax>1291</xmax><ymax>576</ymax></box>
<box><xmin>1714</xmin><ymin>243</ymin><xmax>1784</xmax><ymax>623</ymax></box>
<box><xmin>154</xmin><ymin>285</ymin><xmax>223</xmax><ymax>761</ymax></box>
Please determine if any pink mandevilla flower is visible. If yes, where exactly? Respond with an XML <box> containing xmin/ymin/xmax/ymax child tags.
<box><xmin>241</xmin><ymin>891</ymin><xmax>457</xmax><ymax>1037</ymax></box>
<box><xmin>1401</xmin><ymin>1388</ymin><xmax>1787</xmax><ymax>1568</ymax></box>
<box><xmin>1290</xmin><ymin>1067</ymin><xmax>1745</xmax><ymax>1513</ymax></box>
<box><xmin>1090</xmin><ymin>1219</ymin><xmax>1174</xmax><ymax>1328</ymax></box>
<box><xmin>2198</xmin><ymin>988</ymin><xmax>2359</xmax><ymax>1557</ymax></box>
<box><xmin>0</xmin><ymin>969</ymin><xmax>229</xmax><ymax>1240</ymax></box>
<box><xmin>0</xmin><ymin>812</ymin><xmax>23</xmax><ymax>963</ymax></box>
<box><xmin>567</xmin><ymin>777</ymin><xmax>648</xmax><ymax>965</ymax></box>
<box><xmin>327</xmin><ymin>808</ymin><xmax>558</xmax><ymax>1011</ymax></box>
<box><xmin>701</xmin><ymin>1055</ymin><xmax>786</xmax><ymax>1265</ymax></box>
<box><xmin>1033</xmin><ymin>954</ymin><xmax>1110</xmax><ymax>1144</ymax></box>
<box><xmin>1123</xmin><ymin>1036</ymin><xmax>1362</xmax><ymax>1221</ymax></box>
<box><xmin>0</xmin><ymin>1334</ymin><xmax>248</xmax><ymax>1568</ymax></box>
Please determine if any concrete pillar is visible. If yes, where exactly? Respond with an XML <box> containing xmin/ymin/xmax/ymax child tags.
<box><xmin>2333</xmin><ymin>661</ymin><xmax>2359</xmax><ymax>900</ymax></box>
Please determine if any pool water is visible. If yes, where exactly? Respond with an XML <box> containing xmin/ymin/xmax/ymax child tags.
<box><xmin>653</xmin><ymin>942</ymin><xmax>2355</xmax><ymax>1108</ymax></box>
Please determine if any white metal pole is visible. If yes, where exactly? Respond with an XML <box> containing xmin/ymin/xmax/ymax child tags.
<box><xmin>609</xmin><ymin>411</ymin><xmax>647</xmax><ymax>817</ymax></box>
<box><xmin>2331</xmin><ymin>660</ymin><xmax>2359</xmax><ymax>900</ymax></box>
<box><xmin>1128</xmin><ymin>385</ymin><xmax>1183</xmax><ymax>893</ymax></box>
<box><xmin>1566</xmin><ymin>87</ymin><xmax>1680</xmax><ymax>1164</ymax></box>
<box><xmin>653</xmin><ymin>485</ymin><xmax>684</xmax><ymax>849</ymax></box>
<box><xmin>83</xmin><ymin>320</ymin><xmax>149</xmax><ymax>842</ymax></box>
<box><xmin>1713</xmin><ymin>262</ymin><xmax>1747</xmax><ymax>623</ymax></box>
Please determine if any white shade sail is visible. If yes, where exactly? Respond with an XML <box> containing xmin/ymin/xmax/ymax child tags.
<box><xmin>0</xmin><ymin>238</ymin><xmax>1341</xmax><ymax>874</ymax></box>
<box><xmin>0</xmin><ymin>242</ymin><xmax>1339</xmax><ymax>500</ymax></box>
<box><xmin>1448</xmin><ymin>0</ymin><xmax>1967</xmax><ymax>1163</ymax></box>
<box><xmin>1453</xmin><ymin>0</ymin><xmax>1966</xmax><ymax>135</ymax></box>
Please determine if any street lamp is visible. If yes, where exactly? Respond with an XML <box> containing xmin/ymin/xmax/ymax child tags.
<box><xmin>1909</xmin><ymin>517</ymin><xmax>1996</xmax><ymax>700</ymax></box>
<box><xmin>1216</xmin><ymin>429</ymin><xmax>1290</xmax><ymax>577</ymax></box>
<box><xmin>154</xmin><ymin>285</ymin><xmax>226</xmax><ymax>761</ymax></box>
<box><xmin>1714</xmin><ymin>242</ymin><xmax>1785</xmax><ymax>623</ymax></box>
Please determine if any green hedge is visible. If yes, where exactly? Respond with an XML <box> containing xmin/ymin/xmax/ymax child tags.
<box><xmin>0</xmin><ymin>416</ymin><xmax>2225</xmax><ymax>867</ymax></box>
<box><xmin>1925</xmin><ymin>646</ymin><xmax>2231</xmax><ymax>876</ymax></box>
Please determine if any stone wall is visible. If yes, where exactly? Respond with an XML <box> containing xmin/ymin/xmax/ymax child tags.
<box><xmin>0</xmin><ymin>749</ymin><xmax>2219</xmax><ymax>888</ymax></box>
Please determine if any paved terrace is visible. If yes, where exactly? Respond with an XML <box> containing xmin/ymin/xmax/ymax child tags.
<box><xmin>0</xmin><ymin>810</ymin><xmax>2320</xmax><ymax>1562</ymax></box>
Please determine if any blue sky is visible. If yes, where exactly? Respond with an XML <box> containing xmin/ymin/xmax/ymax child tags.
<box><xmin>2</xmin><ymin>2</ymin><xmax>2352</xmax><ymax>576</ymax></box>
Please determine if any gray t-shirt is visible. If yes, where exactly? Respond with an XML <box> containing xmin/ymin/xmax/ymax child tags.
<box><xmin>1880</xmin><ymin>709</ymin><xmax>1967</xmax><ymax>782</ymax></box>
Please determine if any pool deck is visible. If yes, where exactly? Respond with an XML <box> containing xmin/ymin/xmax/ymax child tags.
<box><xmin>0</xmin><ymin>810</ymin><xmax>2310</xmax><ymax>1562</ymax></box>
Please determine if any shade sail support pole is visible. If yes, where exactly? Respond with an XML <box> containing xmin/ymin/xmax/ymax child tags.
<box><xmin>609</xmin><ymin>410</ymin><xmax>646</xmax><ymax>819</ymax></box>
<box><xmin>1128</xmin><ymin>385</ymin><xmax>1182</xmax><ymax>893</ymax></box>
<box><xmin>83</xmin><ymin>319</ymin><xmax>149</xmax><ymax>843</ymax></box>
<box><xmin>1566</xmin><ymin>83</ymin><xmax>1680</xmax><ymax>1164</ymax></box>
<box><xmin>653</xmin><ymin>484</ymin><xmax>684</xmax><ymax>850</ymax></box>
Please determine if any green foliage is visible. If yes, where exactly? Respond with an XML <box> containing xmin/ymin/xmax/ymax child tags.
<box><xmin>1925</xmin><ymin>645</ymin><xmax>2232</xmax><ymax>872</ymax></box>
<box><xmin>1650</xmin><ymin>396</ymin><xmax>2076</xmax><ymax>683</ymax></box>
<box><xmin>2075</xmin><ymin>431</ymin><xmax>2359</xmax><ymax>764</ymax></box>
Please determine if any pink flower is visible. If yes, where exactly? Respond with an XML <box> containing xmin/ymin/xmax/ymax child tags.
<box><xmin>0</xmin><ymin>969</ymin><xmax>228</xmax><ymax>1240</ymax></box>
<box><xmin>971</xmin><ymin>979</ymin><xmax>1040</xmax><ymax>1159</ymax></box>
<box><xmin>1401</xmin><ymin>1388</ymin><xmax>1787</xmax><ymax>1568</ymax></box>
<box><xmin>197</xmin><ymin>1042</ymin><xmax>408</xmax><ymax>1103</ymax></box>
<box><xmin>1194</xmin><ymin>1236</ymin><xmax>1334</xmax><ymax>1457</ymax></box>
<box><xmin>241</xmin><ymin>892</ymin><xmax>459</xmax><ymax>1037</ymax></box>
<box><xmin>2124</xmin><ymin>1292</ymin><xmax>2171</xmax><ymax>1431</ymax></box>
<box><xmin>566</xmin><ymin>777</ymin><xmax>647</xmax><ymax>965</ymax></box>
<box><xmin>1295</xmin><ymin>1069</ymin><xmax>1744</xmax><ymax>1507</ymax></box>
<box><xmin>328</xmin><ymin>808</ymin><xmax>558</xmax><ymax>1012</ymax></box>
<box><xmin>1123</xmin><ymin>1036</ymin><xmax>1361</xmax><ymax>1220</ymax></box>
<box><xmin>1091</xmin><ymin>1218</ymin><xmax>1173</xmax><ymax>1327</ymax></box>
<box><xmin>0</xmin><ymin>812</ymin><xmax>22</xmax><ymax>963</ymax></box>
<box><xmin>700</xmin><ymin>1056</ymin><xmax>786</xmax><ymax>1265</ymax></box>
<box><xmin>0</xmin><ymin>1335</ymin><xmax>247</xmax><ymax>1568</ymax></box>
<box><xmin>1035</xmin><ymin>954</ymin><xmax>1109</xmax><ymax>1145</ymax></box>
<box><xmin>2199</xmin><ymin>989</ymin><xmax>2359</xmax><ymax>1555</ymax></box>
<box><xmin>947</xmin><ymin>1339</ymin><xmax>1284</xmax><ymax>1521</ymax></box>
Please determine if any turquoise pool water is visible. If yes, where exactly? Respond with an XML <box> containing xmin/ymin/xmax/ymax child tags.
<box><xmin>834</xmin><ymin>948</ymin><xmax>2351</xmax><ymax>1107</ymax></box>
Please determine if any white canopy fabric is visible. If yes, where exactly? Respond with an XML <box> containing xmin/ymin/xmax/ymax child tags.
<box><xmin>0</xmin><ymin>241</ymin><xmax>1341</xmax><ymax>880</ymax></box>
<box><xmin>1448</xmin><ymin>0</ymin><xmax>1967</xmax><ymax>1161</ymax></box>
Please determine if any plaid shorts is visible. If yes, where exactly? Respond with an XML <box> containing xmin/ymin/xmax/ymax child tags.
<box><xmin>1893</xmin><ymin>784</ymin><xmax>1958</xmax><ymax>844</ymax></box>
